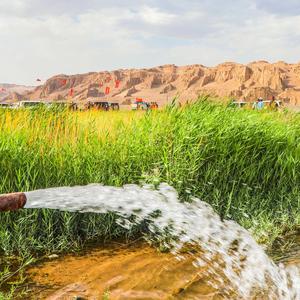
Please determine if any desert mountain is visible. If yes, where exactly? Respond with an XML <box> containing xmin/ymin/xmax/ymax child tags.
<box><xmin>19</xmin><ymin>61</ymin><xmax>300</xmax><ymax>106</ymax></box>
<box><xmin>0</xmin><ymin>84</ymin><xmax>35</xmax><ymax>101</ymax></box>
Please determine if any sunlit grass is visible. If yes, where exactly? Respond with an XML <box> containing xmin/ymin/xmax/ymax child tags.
<box><xmin>0</xmin><ymin>98</ymin><xmax>299</xmax><ymax>257</ymax></box>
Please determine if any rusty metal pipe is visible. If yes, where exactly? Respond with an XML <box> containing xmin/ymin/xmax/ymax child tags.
<box><xmin>0</xmin><ymin>193</ymin><xmax>27</xmax><ymax>212</ymax></box>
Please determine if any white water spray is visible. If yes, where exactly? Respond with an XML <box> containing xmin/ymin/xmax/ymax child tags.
<box><xmin>24</xmin><ymin>183</ymin><xmax>300</xmax><ymax>299</ymax></box>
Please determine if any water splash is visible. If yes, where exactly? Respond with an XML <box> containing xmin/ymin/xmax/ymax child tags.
<box><xmin>25</xmin><ymin>183</ymin><xmax>300</xmax><ymax>299</ymax></box>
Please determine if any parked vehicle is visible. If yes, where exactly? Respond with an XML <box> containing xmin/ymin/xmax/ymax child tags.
<box><xmin>231</xmin><ymin>100</ymin><xmax>249</xmax><ymax>109</ymax></box>
<box><xmin>110</xmin><ymin>103</ymin><xmax>120</xmax><ymax>110</ymax></box>
<box><xmin>131</xmin><ymin>100</ymin><xmax>159</xmax><ymax>111</ymax></box>
<box><xmin>46</xmin><ymin>101</ymin><xmax>78</xmax><ymax>111</ymax></box>
<box><xmin>0</xmin><ymin>102</ymin><xmax>12</xmax><ymax>108</ymax></box>
<box><xmin>15</xmin><ymin>101</ymin><xmax>45</xmax><ymax>109</ymax></box>
<box><xmin>85</xmin><ymin>101</ymin><xmax>120</xmax><ymax>111</ymax></box>
<box><xmin>131</xmin><ymin>99</ymin><xmax>150</xmax><ymax>110</ymax></box>
<box><xmin>86</xmin><ymin>101</ymin><xmax>110</xmax><ymax>111</ymax></box>
<box><xmin>149</xmin><ymin>102</ymin><xmax>159</xmax><ymax>109</ymax></box>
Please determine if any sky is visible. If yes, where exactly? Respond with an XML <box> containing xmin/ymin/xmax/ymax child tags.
<box><xmin>0</xmin><ymin>0</ymin><xmax>300</xmax><ymax>85</ymax></box>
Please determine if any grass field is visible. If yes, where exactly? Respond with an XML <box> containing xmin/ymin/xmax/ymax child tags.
<box><xmin>0</xmin><ymin>98</ymin><xmax>299</xmax><ymax>258</ymax></box>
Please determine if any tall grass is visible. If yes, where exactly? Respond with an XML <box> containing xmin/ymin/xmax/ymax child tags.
<box><xmin>0</xmin><ymin>98</ymin><xmax>299</xmax><ymax>256</ymax></box>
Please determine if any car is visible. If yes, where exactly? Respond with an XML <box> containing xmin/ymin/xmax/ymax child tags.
<box><xmin>231</xmin><ymin>100</ymin><xmax>249</xmax><ymax>108</ymax></box>
<box><xmin>46</xmin><ymin>101</ymin><xmax>78</xmax><ymax>111</ymax></box>
<box><xmin>15</xmin><ymin>101</ymin><xmax>45</xmax><ymax>108</ymax></box>
<box><xmin>131</xmin><ymin>99</ymin><xmax>150</xmax><ymax>110</ymax></box>
<box><xmin>110</xmin><ymin>103</ymin><xmax>120</xmax><ymax>110</ymax></box>
<box><xmin>86</xmin><ymin>101</ymin><xmax>110</xmax><ymax>111</ymax></box>
<box><xmin>0</xmin><ymin>102</ymin><xmax>12</xmax><ymax>108</ymax></box>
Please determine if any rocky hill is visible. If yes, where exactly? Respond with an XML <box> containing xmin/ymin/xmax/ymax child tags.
<box><xmin>16</xmin><ymin>61</ymin><xmax>300</xmax><ymax>106</ymax></box>
<box><xmin>0</xmin><ymin>84</ymin><xmax>35</xmax><ymax>101</ymax></box>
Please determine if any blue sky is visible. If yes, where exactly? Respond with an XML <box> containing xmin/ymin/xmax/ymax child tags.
<box><xmin>0</xmin><ymin>0</ymin><xmax>300</xmax><ymax>85</ymax></box>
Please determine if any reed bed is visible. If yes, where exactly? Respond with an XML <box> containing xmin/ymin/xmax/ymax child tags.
<box><xmin>0</xmin><ymin>98</ymin><xmax>299</xmax><ymax>256</ymax></box>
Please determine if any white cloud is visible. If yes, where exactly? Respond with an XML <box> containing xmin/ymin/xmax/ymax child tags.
<box><xmin>0</xmin><ymin>0</ymin><xmax>26</xmax><ymax>15</ymax></box>
<box><xmin>138</xmin><ymin>6</ymin><xmax>176</xmax><ymax>25</ymax></box>
<box><xmin>0</xmin><ymin>1</ymin><xmax>300</xmax><ymax>85</ymax></box>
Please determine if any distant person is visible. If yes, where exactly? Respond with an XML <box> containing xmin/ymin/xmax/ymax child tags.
<box><xmin>256</xmin><ymin>97</ymin><xmax>264</xmax><ymax>110</ymax></box>
<box><xmin>270</xmin><ymin>96</ymin><xmax>278</xmax><ymax>110</ymax></box>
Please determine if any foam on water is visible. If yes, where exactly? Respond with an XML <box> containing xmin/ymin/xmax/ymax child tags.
<box><xmin>25</xmin><ymin>183</ymin><xmax>300</xmax><ymax>299</ymax></box>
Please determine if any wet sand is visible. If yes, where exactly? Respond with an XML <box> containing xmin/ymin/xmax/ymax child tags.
<box><xmin>26</xmin><ymin>239</ymin><xmax>300</xmax><ymax>300</ymax></box>
<box><xmin>27</xmin><ymin>243</ymin><xmax>222</xmax><ymax>300</ymax></box>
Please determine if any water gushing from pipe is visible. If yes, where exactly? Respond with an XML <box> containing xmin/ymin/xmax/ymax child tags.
<box><xmin>22</xmin><ymin>183</ymin><xmax>300</xmax><ymax>299</ymax></box>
